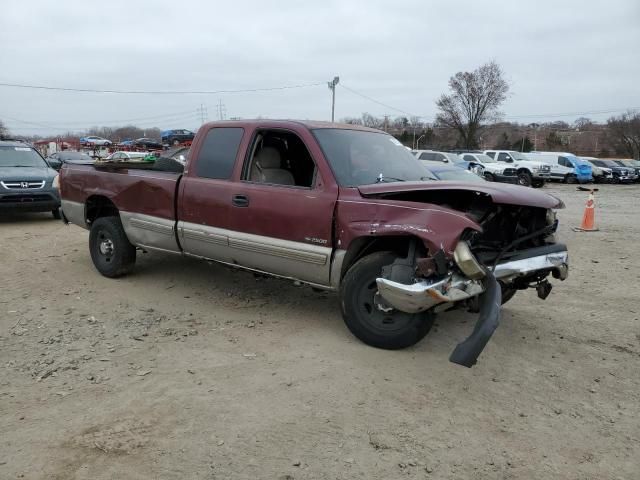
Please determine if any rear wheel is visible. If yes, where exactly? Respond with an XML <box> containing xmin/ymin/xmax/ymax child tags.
<box><xmin>565</xmin><ymin>174</ymin><xmax>578</xmax><ymax>184</ymax></box>
<box><xmin>517</xmin><ymin>171</ymin><xmax>533</xmax><ymax>187</ymax></box>
<box><xmin>532</xmin><ymin>179</ymin><xmax>545</xmax><ymax>188</ymax></box>
<box><xmin>89</xmin><ymin>216</ymin><xmax>136</xmax><ymax>278</ymax></box>
<box><xmin>340</xmin><ymin>251</ymin><xmax>434</xmax><ymax>350</ymax></box>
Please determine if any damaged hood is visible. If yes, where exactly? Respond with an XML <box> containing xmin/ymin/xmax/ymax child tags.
<box><xmin>358</xmin><ymin>181</ymin><xmax>564</xmax><ymax>209</ymax></box>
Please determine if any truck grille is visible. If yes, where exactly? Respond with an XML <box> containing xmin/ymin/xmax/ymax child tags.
<box><xmin>1</xmin><ymin>180</ymin><xmax>46</xmax><ymax>190</ymax></box>
<box><xmin>503</xmin><ymin>168</ymin><xmax>517</xmax><ymax>176</ymax></box>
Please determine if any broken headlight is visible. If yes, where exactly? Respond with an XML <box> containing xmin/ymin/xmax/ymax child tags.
<box><xmin>545</xmin><ymin>209</ymin><xmax>559</xmax><ymax>243</ymax></box>
<box><xmin>453</xmin><ymin>241</ymin><xmax>486</xmax><ymax>280</ymax></box>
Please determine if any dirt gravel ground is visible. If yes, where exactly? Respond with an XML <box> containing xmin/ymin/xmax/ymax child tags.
<box><xmin>1</xmin><ymin>184</ymin><xmax>639</xmax><ymax>480</ymax></box>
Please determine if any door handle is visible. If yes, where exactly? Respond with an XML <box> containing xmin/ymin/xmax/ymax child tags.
<box><xmin>232</xmin><ymin>194</ymin><xmax>249</xmax><ymax>207</ymax></box>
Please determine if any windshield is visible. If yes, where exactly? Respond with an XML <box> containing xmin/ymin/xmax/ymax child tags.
<box><xmin>434</xmin><ymin>169</ymin><xmax>486</xmax><ymax>183</ymax></box>
<box><xmin>510</xmin><ymin>152</ymin><xmax>529</xmax><ymax>161</ymax></box>
<box><xmin>312</xmin><ymin>129</ymin><xmax>432</xmax><ymax>186</ymax></box>
<box><xmin>0</xmin><ymin>146</ymin><xmax>48</xmax><ymax>168</ymax></box>
<box><xmin>475</xmin><ymin>154</ymin><xmax>496</xmax><ymax>163</ymax></box>
<box><xmin>601</xmin><ymin>160</ymin><xmax>621</xmax><ymax>167</ymax></box>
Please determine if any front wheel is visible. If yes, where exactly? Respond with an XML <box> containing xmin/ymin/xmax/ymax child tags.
<box><xmin>340</xmin><ymin>251</ymin><xmax>434</xmax><ymax>350</ymax></box>
<box><xmin>484</xmin><ymin>172</ymin><xmax>495</xmax><ymax>182</ymax></box>
<box><xmin>532</xmin><ymin>179</ymin><xmax>545</xmax><ymax>188</ymax></box>
<box><xmin>52</xmin><ymin>208</ymin><xmax>61</xmax><ymax>220</ymax></box>
<box><xmin>517</xmin><ymin>171</ymin><xmax>533</xmax><ymax>187</ymax></box>
<box><xmin>565</xmin><ymin>174</ymin><xmax>578</xmax><ymax>184</ymax></box>
<box><xmin>89</xmin><ymin>216</ymin><xmax>136</xmax><ymax>278</ymax></box>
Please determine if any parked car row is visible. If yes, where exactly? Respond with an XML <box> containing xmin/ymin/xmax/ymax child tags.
<box><xmin>412</xmin><ymin>148</ymin><xmax>639</xmax><ymax>187</ymax></box>
<box><xmin>77</xmin><ymin>131</ymin><xmax>194</xmax><ymax>151</ymax></box>
<box><xmin>412</xmin><ymin>149</ymin><xmax>550</xmax><ymax>187</ymax></box>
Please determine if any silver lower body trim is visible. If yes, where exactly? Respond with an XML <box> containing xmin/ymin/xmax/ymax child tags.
<box><xmin>61</xmin><ymin>200</ymin><xmax>87</xmax><ymax>229</ymax></box>
<box><xmin>120</xmin><ymin>212</ymin><xmax>180</xmax><ymax>253</ymax></box>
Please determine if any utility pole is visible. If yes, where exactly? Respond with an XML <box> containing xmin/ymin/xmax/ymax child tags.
<box><xmin>198</xmin><ymin>104</ymin><xmax>208</xmax><ymax>124</ymax></box>
<box><xmin>217</xmin><ymin>99</ymin><xmax>226</xmax><ymax>121</ymax></box>
<box><xmin>383</xmin><ymin>115</ymin><xmax>389</xmax><ymax>132</ymax></box>
<box><xmin>327</xmin><ymin>76</ymin><xmax>339</xmax><ymax>122</ymax></box>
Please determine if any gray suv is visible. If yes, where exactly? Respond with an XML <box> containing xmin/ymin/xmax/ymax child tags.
<box><xmin>0</xmin><ymin>141</ymin><xmax>61</xmax><ymax>218</ymax></box>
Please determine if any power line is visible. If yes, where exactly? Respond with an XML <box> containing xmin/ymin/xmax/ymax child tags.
<box><xmin>0</xmin><ymin>81</ymin><xmax>325</xmax><ymax>95</ymax></box>
<box><xmin>339</xmin><ymin>84</ymin><xmax>424</xmax><ymax>118</ymax></box>
<box><xmin>503</xmin><ymin>107</ymin><xmax>639</xmax><ymax>120</ymax></box>
<box><xmin>3</xmin><ymin>111</ymin><xmax>201</xmax><ymax>131</ymax></box>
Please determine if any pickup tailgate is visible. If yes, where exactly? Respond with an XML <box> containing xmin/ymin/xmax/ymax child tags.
<box><xmin>60</xmin><ymin>164</ymin><xmax>181</xmax><ymax>252</ymax></box>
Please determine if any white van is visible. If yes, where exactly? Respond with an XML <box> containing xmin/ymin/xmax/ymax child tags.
<box><xmin>526</xmin><ymin>152</ymin><xmax>593</xmax><ymax>184</ymax></box>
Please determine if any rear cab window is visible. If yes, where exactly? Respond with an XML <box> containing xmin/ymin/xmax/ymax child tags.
<box><xmin>194</xmin><ymin>127</ymin><xmax>244</xmax><ymax>179</ymax></box>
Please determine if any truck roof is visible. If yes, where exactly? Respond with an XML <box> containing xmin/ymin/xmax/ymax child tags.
<box><xmin>198</xmin><ymin>119</ymin><xmax>383</xmax><ymax>133</ymax></box>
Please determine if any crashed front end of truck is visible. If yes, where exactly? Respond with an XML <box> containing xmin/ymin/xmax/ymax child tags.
<box><xmin>357</xmin><ymin>183</ymin><xmax>569</xmax><ymax>367</ymax></box>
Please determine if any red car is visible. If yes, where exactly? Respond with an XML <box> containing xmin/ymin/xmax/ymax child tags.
<box><xmin>59</xmin><ymin>120</ymin><xmax>568</xmax><ymax>367</ymax></box>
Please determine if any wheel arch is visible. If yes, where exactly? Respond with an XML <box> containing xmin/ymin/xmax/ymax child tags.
<box><xmin>85</xmin><ymin>195</ymin><xmax>119</xmax><ymax>225</ymax></box>
<box><xmin>335</xmin><ymin>235</ymin><xmax>425</xmax><ymax>287</ymax></box>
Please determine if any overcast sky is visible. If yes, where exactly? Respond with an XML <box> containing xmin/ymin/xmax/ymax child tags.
<box><xmin>1</xmin><ymin>0</ymin><xmax>639</xmax><ymax>135</ymax></box>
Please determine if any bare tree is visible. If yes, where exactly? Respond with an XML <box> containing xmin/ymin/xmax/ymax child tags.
<box><xmin>607</xmin><ymin>111</ymin><xmax>640</xmax><ymax>159</ymax></box>
<box><xmin>573</xmin><ymin>117</ymin><xmax>593</xmax><ymax>130</ymax></box>
<box><xmin>340</xmin><ymin>117</ymin><xmax>363</xmax><ymax>125</ymax></box>
<box><xmin>361</xmin><ymin>113</ymin><xmax>384</xmax><ymax>129</ymax></box>
<box><xmin>435</xmin><ymin>61</ymin><xmax>509</xmax><ymax>149</ymax></box>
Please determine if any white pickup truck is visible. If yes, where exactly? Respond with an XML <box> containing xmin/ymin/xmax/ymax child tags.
<box><xmin>458</xmin><ymin>152</ymin><xmax>518</xmax><ymax>184</ymax></box>
<box><xmin>483</xmin><ymin>150</ymin><xmax>551</xmax><ymax>188</ymax></box>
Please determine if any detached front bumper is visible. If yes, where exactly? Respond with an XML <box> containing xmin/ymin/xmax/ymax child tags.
<box><xmin>376</xmin><ymin>247</ymin><xmax>568</xmax><ymax>314</ymax></box>
<box><xmin>376</xmin><ymin>245</ymin><xmax>568</xmax><ymax>367</ymax></box>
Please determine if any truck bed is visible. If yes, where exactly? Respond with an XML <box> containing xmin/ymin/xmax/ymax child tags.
<box><xmin>61</xmin><ymin>164</ymin><xmax>181</xmax><ymax>223</ymax></box>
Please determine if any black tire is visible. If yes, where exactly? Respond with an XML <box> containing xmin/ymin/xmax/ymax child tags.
<box><xmin>52</xmin><ymin>208</ymin><xmax>61</xmax><ymax>220</ymax></box>
<box><xmin>340</xmin><ymin>251</ymin><xmax>435</xmax><ymax>350</ymax></box>
<box><xmin>484</xmin><ymin>172</ymin><xmax>495</xmax><ymax>182</ymax></box>
<box><xmin>517</xmin><ymin>171</ymin><xmax>533</xmax><ymax>187</ymax></box>
<box><xmin>89</xmin><ymin>216</ymin><xmax>136</xmax><ymax>278</ymax></box>
<box><xmin>565</xmin><ymin>174</ymin><xmax>577</xmax><ymax>184</ymax></box>
<box><xmin>613</xmin><ymin>176</ymin><xmax>620</xmax><ymax>184</ymax></box>
<box><xmin>532</xmin><ymin>179</ymin><xmax>545</xmax><ymax>188</ymax></box>
<box><xmin>152</xmin><ymin>156</ymin><xmax>184</xmax><ymax>173</ymax></box>
<box><xmin>500</xmin><ymin>282</ymin><xmax>517</xmax><ymax>305</ymax></box>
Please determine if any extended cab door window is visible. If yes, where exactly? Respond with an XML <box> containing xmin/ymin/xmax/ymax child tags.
<box><xmin>194</xmin><ymin>127</ymin><xmax>244</xmax><ymax>179</ymax></box>
<box><xmin>242</xmin><ymin>130</ymin><xmax>316</xmax><ymax>187</ymax></box>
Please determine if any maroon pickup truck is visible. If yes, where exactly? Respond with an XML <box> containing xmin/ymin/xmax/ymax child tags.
<box><xmin>60</xmin><ymin>120</ymin><xmax>568</xmax><ymax>367</ymax></box>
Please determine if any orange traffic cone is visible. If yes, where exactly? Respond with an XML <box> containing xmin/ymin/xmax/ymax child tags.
<box><xmin>573</xmin><ymin>190</ymin><xmax>599</xmax><ymax>232</ymax></box>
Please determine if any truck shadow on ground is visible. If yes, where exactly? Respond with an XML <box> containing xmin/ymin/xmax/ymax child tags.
<box><xmin>121</xmin><ymin>249</ymin><xmax>491</xmax><ymax>356</ymax></box>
